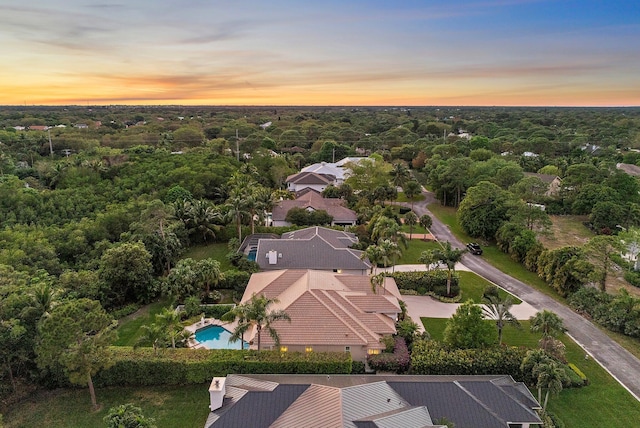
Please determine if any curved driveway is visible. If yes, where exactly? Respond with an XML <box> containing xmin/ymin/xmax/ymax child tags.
<box><xmin>408</xmin><ymin>190</ymin><xmax>640</xmax><ymax>401</ymax></box>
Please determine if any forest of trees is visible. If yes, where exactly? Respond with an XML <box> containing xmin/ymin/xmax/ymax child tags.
<box><xmin>2</xmin><ymin>105</ymin><xmax>640</xmax><ymax>410</ymax></box>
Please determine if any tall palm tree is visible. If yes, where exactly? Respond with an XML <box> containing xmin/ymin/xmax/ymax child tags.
<box><xmin>187</xmin><ymin>199</ymin><xmax>222</xmax><ymax>243</ymax></box>
<box><xmin>222</xmin><ymin>304</ymin><xmax>250</xmax><ymax>350</ymax></box>
<box><xmin>198</xmin><ymin>258</ymin><xmax>222</xmax><ymax>298</ymax></box>
<box><xmin>390</xmin><ymin>162</ymin><xmax>411</xmax><ymax>190</ymax></box>
<box><xmin>534</xmin><ymin>361</ymin><xmax>568</xmax><ymax>410</ymax></box>
<box><xmin>370</xmin><ymin>272</ymin><xmax>386</xmax><ymax>295</ymax></box>
<box><xmin>419</xmin><ymin>249</ymin><xmax>438</xmax><ymax>271</ymax></box>
<box><xmin>530</xmin><ymin>310</ymin><xmax>566</xmax><ymax>339</ymax></box>
<box><xmin>30</xmin><ymin>282</ymin><xmax>59</xmax><ymax>318</ymax></box>
<box><xmin>155</xmin><ymin>307</ymin><xmax>184</xmax><ymax>349</ymax></box>
<box><xmin>403</xmin><ymin>180</ymin><xmax>422</xmax><ymax>211</ymax></box>
<box><xmin>224</xmin><ymin>294</ymin><xmax>291</xmax><ymax>350</ymax></box>
<box><xmin>378</xmin><ymin>239</ymin><xmax>402</xmax><ymax>273</ymax></box>
<box><xmin>225</xmin><ymin>188</ymin><xmax>250</xmax><ymax>242</ymax></box>
<box><xmin>404</xmin><ymin>211</ymin><xmax>418</xmax><ymax>240</ymax></box>
<box><xmin>433</xmin><ymin>241</ymin><xmax>465</xmax><ymax>295</ymax></box>
<box><xmin>482</xmin><ymin>294</ymin><xmax>520</xmax><ymax>344</ymax></box>
<box><xmin>362</xmin><ymin>244</ymin><xmax>383</xmax><ymax>274</ymax></box>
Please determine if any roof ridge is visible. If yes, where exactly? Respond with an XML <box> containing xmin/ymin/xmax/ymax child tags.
<box><xmin>313</xmin><ymin>289</ymin><xmax>370</xmax><ymax>344</ymax></box>
<box><xmin>317</xmin><ymin>289</ymin><xmax>379</xmax><ymax>344</ymax></box>
<box><xmin>453</xmin><ymin>380</ymin><xmax>508</xmax><ymax>425</ymax></box>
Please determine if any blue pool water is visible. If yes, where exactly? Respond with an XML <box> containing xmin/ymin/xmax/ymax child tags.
<box><xmin>195</xmin><ymin>325</ymin><xmax>249</xmax><ymax>349</ymax></box>
<box><xmin>247</xmin><ymin>248</ymin><xmax>257</xmax><ymax>261</ymax></box>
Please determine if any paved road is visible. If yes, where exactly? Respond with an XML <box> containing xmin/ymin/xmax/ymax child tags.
<box><xmin>407</xmin><ymin>190</ymin><xmax>640</xmax><ymax>401</ymax></box>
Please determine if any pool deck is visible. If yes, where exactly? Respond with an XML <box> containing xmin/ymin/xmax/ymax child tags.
<box><xmin>185</xmin><ymin>318</ymin><xmax>241</xmax><ymax>349</ymax></box>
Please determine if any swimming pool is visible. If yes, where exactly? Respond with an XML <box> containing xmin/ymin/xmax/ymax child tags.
<box><xmin>194</xmin><ymin>325</ymin><xmax>249</xmax><ymax>350</ymax></box>
<box><xmin>247</xmin><ymin>248</ymin><xmax>257</xmax><ymax>262</ymax></box>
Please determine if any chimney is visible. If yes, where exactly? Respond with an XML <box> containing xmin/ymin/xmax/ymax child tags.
<box><xmin>209</xmin><ymin>377</ymin><xmax>226</xmax><ymax>411</ymax></box>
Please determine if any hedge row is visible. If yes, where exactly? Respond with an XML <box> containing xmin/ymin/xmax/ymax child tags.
<box><xmin>410</xmin><ymin>341</ymin><xmax>528</xmax><ymax>380</ymax></box>
<box><xmin>89</xmin><ymin>347</ymin><xmax>352</xmax><ymax>387</ymax></box>
<box><xmin>390</xmin><ymin>270</ymin><xmax>460</xmax><ymax>297</ymax></box>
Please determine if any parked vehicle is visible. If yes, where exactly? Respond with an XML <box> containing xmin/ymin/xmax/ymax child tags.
<box><xmin>466</xmin><ymin>243</ymin><xmax>483</xmax><ymax>255</ymax></box>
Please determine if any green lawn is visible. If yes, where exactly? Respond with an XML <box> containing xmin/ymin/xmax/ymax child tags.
<box><xmin>397</xmin><ymin>239</ymin><xmax>442</xmax><ymax>264</ymax></box>
<box><xmin>457</xmin><ymin>271</ymin><xmax>521</xmax><ymax>304</ymax></box>
<box><xmin>396</xmin><ymin>192</ymin><xmax>426</xmax><ymax>203</ymax></box>
<box><xmin>3</xmin><ymin>383</ymin><xmax>210</xmax><ymax>428</ymax></box>
<box><xmin>419</xmin><ymin>318</ymin><xmax>640</xmax><ymax>427</ymax></box>
<box><xmin>181</xmin><ymin>242</ymin><xmax>233</xmax><ymax>271</ymax></box>
<box><xmin>114</xmin><ymin>299</ymin><xmax>170</xmax><ymax>346</ymax></box>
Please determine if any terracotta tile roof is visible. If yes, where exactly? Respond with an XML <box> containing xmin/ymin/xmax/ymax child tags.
<box><xmin>271</xmin><ymin>191</ymin><xmax>357</xmax><ymax>223</ymax></box>
<box><xmin>241</xmin><ymin>270</ymin><xmax>399</xmax><ymax>349</ymax></box>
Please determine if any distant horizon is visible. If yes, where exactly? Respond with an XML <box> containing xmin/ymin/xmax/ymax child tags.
<box><xmin>2</xmin><ymin>1</ymin><xmax>639</xmax><ymax>107</ymax></box>
<box><xmin>2</xmin><ymin>104</ymin><xmax>639</xmax><ymax>109</ymax></box>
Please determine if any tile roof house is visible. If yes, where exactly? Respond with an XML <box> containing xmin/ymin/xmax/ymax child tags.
<box><xmin>523</xmin><ymin>172</ymin><xmax>562</xmax><ymax>196</ymax></box>
<box><xmin>285</xmin><ymin>171</ymin><xmax>337</xmax><ymax>193</ymax></box>
<box><xmin>205</xmin><ymin>374</ymin><xmax>542</xmax><ymax>428</ymax></box>
<box><xmin>239</xmin><ymin>269</ymin><xmax>400</xmax><ymax>360</ymax></box>
<box><xmin>255</xmin><ymin>226</ymin><xmax>371</xmax><ymax>274</ymax></box>
<box><xmin>617</xmin><ymin>162</ymin><xmax>640</xmax><ymax>177</ymax></box>
<box><xmin>271</xmin><ymin>189</ymin><xmax>357</xmax><ymax>227</ymax></box>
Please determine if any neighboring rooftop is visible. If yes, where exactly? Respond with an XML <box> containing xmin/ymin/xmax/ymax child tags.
<box><xmin>617</xmin><ymin>162</ymin><xmax>640</xmax><ymax>177</ymax></box>
<box><xmin>255</xmin><ymin>226</ymin><xmax>370</xmax><ymax>272</ymax></box>
<box><xmin>205</xmin><ymin>374</ymin><xmax>542</xmax><ymax>428</ymax></box>
<box><xmin>271</xmin><ymin>189</ymin><xmax>357</xmax><ymax>226</ymax></box>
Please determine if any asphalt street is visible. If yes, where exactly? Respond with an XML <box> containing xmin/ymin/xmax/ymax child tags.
<box><xmin>408</xmin><ymin>190</ymin><xmax>640</xmax><ymax>401</ymax></box>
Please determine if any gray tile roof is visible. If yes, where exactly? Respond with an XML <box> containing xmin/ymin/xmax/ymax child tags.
<box><xmin>256</xmin><ymin>227</ymin><xmax>369</xmax><ymax>271</ymax></box>
<box><xmin>206</xmin><ymin>375</ymin><xmax>541</xmax><ymax>428</ymax></box>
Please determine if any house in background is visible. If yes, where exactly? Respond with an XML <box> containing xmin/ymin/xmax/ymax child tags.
<box><xmin>205</xmin><ymin>374</ymin><xmax>543</xmax><ymax>428</ymax></box>
<box><xmin>238</xmin><ymin>269</ymin><xmax>400</xmax><ymax>360</ymax></box>
<box><xmin>255</xmin><ymin>226</ymin><xmax>370</xmax><ymax>274</ymax></box>
<box><xmin>523</xmin><ymin>172</ymin><xmax>562</xmax><ymax>196</ymax></box>
<box><xmin>299</xmin><ymin>157</ymin><xmax>368</xmax><ymax>186</ymax></box>
<box><xmin>285</xmin><ymin>171</ymin><xmax>337</xmax><ymax>193</ymax></box>
<box><xmin>617</xmin><ymin>162</ymin><xmax>640</xmax><ymax>177</ymax></box>
<box><xmin>271</xmin><ymin>188</ymin><xmax>357</xmax><ymax>227</ymax></box>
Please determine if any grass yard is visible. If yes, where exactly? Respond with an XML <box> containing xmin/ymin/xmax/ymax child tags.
<box><xmin>419</xmin><ymin>318</ymin><xmax>640</xmax><ymax>427</ymax></box>
<box><xmin>3</xmin><ymin>383</ymin><xmax>210</xmax><ymax>428</ymax></box>
<box><xmin>114</xmin><ymin>299</ymin><xmax>171</xmax><ymax>346</ymax></box>
<box><xmin>397</xmin><ymin>192</ymin><xmax>426</xmax><ymax>203</ymax></box>
<box><xmin>181</xmin><ymin>242</ymin><xmax>233</xmax><ymax>271</ymax></box>
<box><xmin>457</xmin><ymin>271</ymin><xmax>521</xmax><ymax>304</ymax></box>
<box><xmin>397</xmin><ymin>239</ymin><xmax>442</xmax><ymax>264</ymax></box>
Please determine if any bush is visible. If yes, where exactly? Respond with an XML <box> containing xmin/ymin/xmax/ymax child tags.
<box><xmin>367</xmin><ymin>337</ymin><xmax>410</xmax><ymax>374</ymax></box>
<box><xmin>86</xmin><ymin>348</ymin><xmax>353</xmax><ymax>387</ymax></box>
<box><xmin>390</xmin><ymin>271</ymin><xmax>459</xmax><ymax>297</ymax></box>
<box><xmin>201</xmin><ymin>304</ymin><xmax>235</xmax><ymax>320</ymax></box>
<box><xmin>624</xmin><ymin>270</ymin><xmax>640</xmax><ymax>287</ymax></box>
<box><xmin>351</xmin><ymin>360</ymin><xmax>366</xmax><ymax>374</ymax></box>
<box><xmin>411</xmin><ymin>340</ymin><xmax>528</xmax><ymax>380</ymax></box>
<box><xmin>110</xmin><ymin>304</ymin><xmax>140</xmax><ymax>320</ymax></box>
<box><xmin>568</xmin><ymin>363</ymin><xmax>589</xmax><ymax>386</ymax></box>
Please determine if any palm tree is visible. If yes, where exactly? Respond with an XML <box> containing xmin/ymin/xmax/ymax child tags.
<box><xmin>362</xmin><ymin>244</ymin><xmax>383</xmax><ymax>274</ymax></box>
<box><xmin>370</xmin><ymin>272</ymin><xmax>386</xmax><ymax>295</ymax></box>
<box><xmin>530</xmin><ymin>310</ymin><xmax>566</xmax><ymax>354</ymax></box>
<box><xmin>433</xmin><ymin>242</ymin><xmax>465</xmax><ymax>295</ymax></box>
<box><xmin>224</xmin><ymin>294</ymin><xmax>290</xmax><ymax>350</ymax></box>
<box><xmin>419</xmin><ymin>214</ymin><xmax>432</xmax><ymax>231</ymax></box>
<box><xmin>378</xmin><ymin>239</ymin><xmax>402</xmax><ymax>273</ymax></box>
<box><xmin>225</xmin><ymin>189</ymin><xmax>250</xmax><ymax>242</ymax></box>
<box><xmin>155</xmin><ymin>307</ymin><xmax>184</xmax><ymax>349</ymax></box>
<box><xmin>222</xmin><ymin>304</ymin><xmax>250</xmax><ymax>350</ymax></box>
<box><xmin>390</xmin><ymin>162</ymin><xmax>411</xmax><ymax>190</ymax></box>
<box><xmin>198</xmin><ymin>258</ymin><xmax>222</xmax><ymax>298</ymax></box>
<box><xmin>419</xmin><ymin>249</ymin><xmax>438</xmax><ymax>271</ymax></box>
<box><xmin>186</xmin><ymin>199</ymin><xmax>222</xmax><ymax>243</ymax></box>
<box><xmin>136</xmin><ymin>323</ymin><xmax>167</xmax><ymax>355</ymax></box>
<box><xmin>482</xmin><ymin>294</ymin><xmax>520</xmax><ymax>344</ymax></box>
<box><xmin>403</xmin><ymin>180</ymin><xmax>422</xmax><ymax>211</ymax></box>
<box><xmin>534</xmin><ymin>360</ymin><xmax>568</xmax><ymax>410</ymax></box>
<box><xmin>404</xmin><ymin>211</ymin><xmax>418</xmax><ymax>240</ymax></box>
<box><xmin>30</xmin><ymin>282</ymin><xmax>59</xmax><ymax>318</ymax></box>
<box><xmin>530</xmin><ymin>310</ymin><xmax>566</xmax><ymax>339</ymax></box>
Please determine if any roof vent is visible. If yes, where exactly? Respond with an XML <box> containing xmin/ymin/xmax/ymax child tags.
<box><xmin>268</xmin><ymin>250</ymin><xmax>278</xmax><ymax>265</ymax></box>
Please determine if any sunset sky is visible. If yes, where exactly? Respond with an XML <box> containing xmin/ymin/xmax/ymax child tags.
<box><xmin>1</xmin><ymin>0</ymin><xmax>639</xmax><ymax>106</ymax></box>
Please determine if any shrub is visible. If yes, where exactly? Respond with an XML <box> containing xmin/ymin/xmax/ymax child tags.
<box><xmin>624</xmin><ymin>270</ymin><xmax>640</xmax><ymax>287</ymax></box>
<box><xmin>351</xmin><ymin>360</ymin><xmax>366</xmax><ymax>374</ymax></box>
<box><xmin>568</xmin><ymin>363</ymin><xmax>589</xmax><ymax>386</ymax></box>
<box><xmin>201</xmin><ymin>304</ymin><xmax>235</xmax><ymax>320</ymax></box>
<box><xmin>390</xmin><ymin>271</ymin><xmax>459</xmax><ymax>297</ymax></box>
<box><xmin>87</xmin><ymin>348</ymin><xmax>353</xmax><ymax>387</ymax></box>
<box><xmin>110</xmin><ymin>304</ymin><xmax>140</xmax><ymax>320</ymax></box>
<box><xmin>411</xmin><ymin>340</ymin><xmax>528</xmax><ymax>381</ymax></box>
<box><xmin>367</xmin><ymin>338</ymin><xmax>410</xmax><ymax>374</ymax></box>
